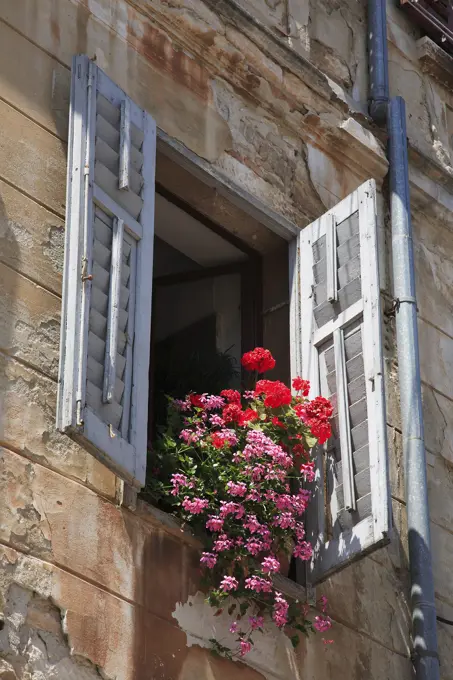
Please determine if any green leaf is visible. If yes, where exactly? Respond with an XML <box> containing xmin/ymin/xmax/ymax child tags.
<box><xmin>208</xmin><ymin>594</ymin><xmax>220</xmax><ymax>607</ymax></box>
<box><xmin>290</xmin><ymin>635</ymin><xmax>300</xmax><ymax>649</ymax></box>
<box><xmin>294</xmin><ymin>624</ymin><xmax>307</xmax><ymax>633</ymax></box>
<box><xmin>304</xmin><ymin>433</ymin><xmax>317</xmax><ymax>449</ymax></box>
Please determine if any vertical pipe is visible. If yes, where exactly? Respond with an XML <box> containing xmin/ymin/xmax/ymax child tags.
<box><xmin>388</xmin><ymin>96</ymin><xmax>440</xmax><ymax>680</ymax></box>
<box><xmin>368</xmin><ymin>0</ymin><xmax>389</xmax><ymax>123</ymax></box>
<box><xmin>368</xmin><ymin>1</ymin><xmax>440</xmax><ymax>674</ymax></box>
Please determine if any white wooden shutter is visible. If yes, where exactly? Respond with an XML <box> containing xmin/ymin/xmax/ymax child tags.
<box><xmin>57</xmin><ymin>56</ymin><xmax>156</xmax><ymax>488</ymax></box>
<box><xmin>289</xmin><ymin>180</ymin><xmax>390</xmax><ymax>583</ymax></box>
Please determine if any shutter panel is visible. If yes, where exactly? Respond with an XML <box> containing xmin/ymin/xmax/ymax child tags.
<box><xmin>289</xmin><ymin>180</ymin><xmax>390</xmax><ymax>583</ymax></box>
<box><xmin>57</xmin><ymin>56</ymin><xmax>155</xmax><ymax>488</ymax></box>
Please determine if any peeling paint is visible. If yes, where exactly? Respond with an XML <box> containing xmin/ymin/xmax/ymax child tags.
<box><xmin>172</xmin><ymin>592</ymin><xmax>300</xmax><ymax>680</ymax></box>
<box><xmin>0</xmin><ymin>584</ymin><xmax>106</xmax><ymax>679</ymax></box>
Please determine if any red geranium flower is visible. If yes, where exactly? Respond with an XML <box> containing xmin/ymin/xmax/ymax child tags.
<box><xmin>239</xmin><ymin>408</ymin><xmax>259</xmax><ymax>426</ymax></box>
<box><xmin>220</xmin><ymin>389</ymin><xmax>241</xmax><ymax>405</ymax></box>
<box><xmin>292</xmin><ymin>377</ymin><xmax>310</xmax><ymax>396</ymax></box>
<box><xmin>223</xmin><ymin>403</ymin><xmax>243</xmax><ymax>424</ymax></box>
<box><xmin>292</xmin><ymin>442</ymin><xmax>309</xmax><ymax>458</ymax></box>
<box><xmin>211</xmin><ymin>433</ymin><xmax>227</xmax><ymax>449</ymax></box>
<box><xmin>295</xmin><ymin>396</ymin><xmax>333</xmax><ymax>445</ymax></box>
<box><xmin>241</xmin><ymin>347</ymin><xmax>276</xmax><ymax>373</ymax></box>
<box><xmin>189</xmin><ymin>394</ymin><xmax>204</xmax><ymax>409</ymax></box>
<box><xmin>254</xmin><ymin>380</ymin><xmax>292</xmax><ymax>409</ymax></box>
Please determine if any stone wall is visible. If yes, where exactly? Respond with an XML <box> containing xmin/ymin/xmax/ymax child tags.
<box><xmin>0</xmin><ymin>0</ymin><xmax>453</xmax><ymax>678</ymax></box>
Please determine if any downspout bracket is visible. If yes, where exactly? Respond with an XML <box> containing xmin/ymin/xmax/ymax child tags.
<box><xmin>411</xmin><ymin>650</ymin><xmax>440</xmax><ymax>662</ymax></box>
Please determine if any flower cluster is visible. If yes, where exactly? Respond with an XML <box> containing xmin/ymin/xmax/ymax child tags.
<box><xmin>255</xmin><ymin>380</ymin><xmax>292</xmax><ymax>408</ymax></box>
<box><xmin>294</xmin><ymin>396</ymin><xmax>333</xmax><ymax>445</ymax></box>
<box><xmin>154</xmin><ymin>348</ymin><xmax>333</xmax><ymax>658</ymax></box>
<box><xmin>241</xmin><ymin>347</ymin><xmax>276</xmax><ymax>373</ymax></box>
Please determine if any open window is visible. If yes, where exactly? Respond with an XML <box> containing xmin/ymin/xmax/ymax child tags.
<box><xmin>57</xmin><ymin>57</ymin><xmax>390</xmax><ymax>583</ymax></box>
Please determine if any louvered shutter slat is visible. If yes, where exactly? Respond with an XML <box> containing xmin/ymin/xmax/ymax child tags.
<box><xmin>94</xmin><ymin>162</ymin><xmax>143</xmax><ymax>218</ymax></box>
<box><xmin>57</xmin><ymin>55</ymin><xmax>156</xmax><ymax>488</ymax></box>
<box><xmin>95</xmin><ymin>138</ymin><xmax>143</xmax><ymax>195</ymax></box>
<box><xmin>85</xmin><ymin>381</ymin><xmax>123</xmax><ymax>430</ymax></box>
<box><xmin>87</xmin><ymin>356</ymin><xmax>125</xmax><ymax>402</ymax></box>
<box><xmin>103</xmin><ymin>217</ymin><xmax>124</xmax><ymax>404</ymax></box>
<box><xmin>87</xmin><ymin>331</ymin><xmax>126</xmax><ymax>377</ymax></box>
<box><xmin>289</xmin><ymin>179</ymin><xmax>390</xmax><ymax>583</ymax></box>
<box><xmin>333</xmin><ymin>327</ymin><xmax>355</xmax><ymax>512</ymax></box>
<box><xmin>119</xmin><ymin>99</ymin><xmax>131</xmax><ymax>191</ymax></box>
<box><xmin>121</xmin><ymin>233</ymin><xmax>137</xmax><ymax>442</ymax></box>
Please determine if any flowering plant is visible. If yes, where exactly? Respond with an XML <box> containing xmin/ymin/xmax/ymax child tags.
<box><xmin>150</xmin><ymin>347</ymin><xmax>333</xmax><ymax>658</ymax></box>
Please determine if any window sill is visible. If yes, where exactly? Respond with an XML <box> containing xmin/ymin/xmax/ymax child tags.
<box><xmin>417</xmin><ymin>36</ymin><xmax>453</xmax><ymax>90</ymax></box>
<box><xmin>122</xmin><ymin>484</ymin><xmax>311</xmax><ymax>603</ymax></box>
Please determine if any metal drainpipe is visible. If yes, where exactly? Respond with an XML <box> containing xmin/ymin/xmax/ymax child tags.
<box><xmin>367</xmin><ymin>2</ymin><xmax>440</xmax><ymax>678</ymax></box>
<box><xmin>368</xmin><ymin>0</ymin><xmax>389</xmax><ymax>124</ymax></box>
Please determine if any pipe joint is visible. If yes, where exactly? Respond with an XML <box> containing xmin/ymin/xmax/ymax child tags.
<box><xmin>369</xmin><ymin>98</ymin><xmax>388</xmax><ymax>126</ymax></box>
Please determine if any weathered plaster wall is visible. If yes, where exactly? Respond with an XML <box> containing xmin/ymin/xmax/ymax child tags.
<box><xmin>0</xmin><ymin>0</ymin><xmax>453</xmax><ymax>678</ymax></box>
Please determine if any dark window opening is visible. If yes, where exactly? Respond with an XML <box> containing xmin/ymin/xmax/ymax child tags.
<box><xmin>147</xmin><ymin>187</ymin><xmax>262</xmax><ymax>445</ymax></box>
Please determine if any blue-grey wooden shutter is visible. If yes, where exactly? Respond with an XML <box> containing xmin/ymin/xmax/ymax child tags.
<box><xmin>57</xmin><ymin>56</ymin><xmax>156</xmax><ymax>488</ymax></box>
<box><xmin>289</xmin><ymin>180</ymin><xmax>390</xmax><ymax>582</ymax></box>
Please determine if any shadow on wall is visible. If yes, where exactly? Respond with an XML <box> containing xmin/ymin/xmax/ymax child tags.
<box><xmin>125</xmin><ymin>517</ymin><xmax>274</xmax><ymax>680</ymax></box>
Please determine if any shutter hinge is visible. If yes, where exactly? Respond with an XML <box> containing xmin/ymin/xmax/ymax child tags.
<box><xmin>81</xmin><ymin>256</ymin><xmax>93</xmax><ymax>282</ymax></box>
<box><xmin>76</xmin><ymin>400</ymin><xmax>84</xmax><ymax>426</ymax></box>
<box><xmin>367</xmin><ymin>369</ymin><xmax>382</xmax><ymax>383</ymax></box>
<box><xmin>410</xmin><ymin>649</ymin><xmax>440</xmax><ymax>663</ymax></box>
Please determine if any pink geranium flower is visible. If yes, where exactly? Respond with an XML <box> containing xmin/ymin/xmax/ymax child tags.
<box><xmin>245</xmin><ymin>576</ymin><xmax>273</xmax><ymax>593</ymax></box>
<box><xmin>200</xmin><ymin>552</ymin><xmax>217</xmax><ymax>568</ymax></box>
<box><xmin>249</xmin><ymin>615</ymin><xmax>264</xmax><ymax>630</ymax></box>
<box><xmin>220</xmin><ymin>576</ymin><xmax>238</xmax><ymax>592</ymax></box>
<box><xmin>240</xmin><ymin>640</ymin><xmax>252</xmax><ymax>656</ymax></box>
<box><xmin>206</xmin><ymin>516</ymin><xmax>224</xmax><ymax>532</ymax></box>
<box><xmin>261</xmin><ymin>556</ymin><xmax>280</xmax><ymax>574</ymax></box>
<box><xmin>314</xmin><ymin>615</ymin><xmax>332</xmax><ymax>633</ymax></box>
<box><xmin>227</xmin><ymin>481</ymin><xmax>248</xmax><ymax>497</ymax></box>
<box><xmin>182</xmin><ymin>496</ymin><xmax>209</xmax><ymax>514</ymax></box>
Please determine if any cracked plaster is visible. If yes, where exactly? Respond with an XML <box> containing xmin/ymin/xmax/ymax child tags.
<box><xmin>0</xmin><ymin>584</ymin><xmax>105</xmax><ymax>680</ymax></box>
